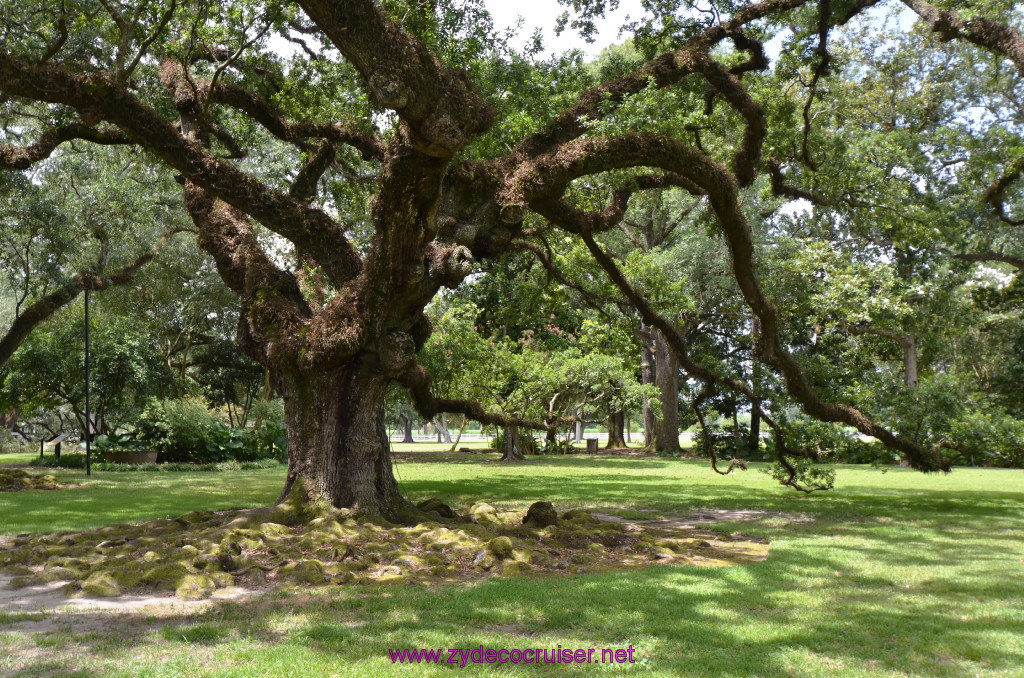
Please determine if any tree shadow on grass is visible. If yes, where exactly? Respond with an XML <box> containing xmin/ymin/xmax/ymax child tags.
<box><xmin>6</xmin><ymin>460</ymin><xmax>1024</xmax><ymax>676</ymax></box>
<box><xmin>10</xmin><ymin>531</ymin><xmax>1024</xmax><ymax>677</ymax></box>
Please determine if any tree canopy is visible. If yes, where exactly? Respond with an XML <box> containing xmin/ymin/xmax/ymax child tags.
<box><xmin>2</xmin><ymin>0</ymin><xmax>1023</xmax><ymax>517</ymax></box>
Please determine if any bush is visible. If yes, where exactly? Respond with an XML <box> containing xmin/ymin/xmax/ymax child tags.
<box><xmin>693</xmin><ymin>424</ymin><xmax>763</xmax><ymax>460</ymax></box>
<box><xmin>93</xmin><ymin>459</ymin><xmax>282</xmax><ymax>472</ymax></box>
<box><xmin>235</xmin><ymin>422</ymin><xmax>287</xmax><ymax>462</ymax></box>
<box><xmin>30</xmin><ymin>453</ymin><xmax>87</xmax><ymax>469</ymax></box>
<box><xmin>541</xmin><ymin>437</ymin><xmax>574</xmax><ymax>455</ymax></box>
<box><xmin>763</xmin><ymin>419</ymin><xmax>891</xmax><ymax>465</ymax></box>
<box><xmin>136</xmin><ymin>399</ymin><xmax>284</xmax><ymax>463</ymax></box>
<box><xmin>137</xmin><ymin>399</ymin><xmax>225</xmax><ymax>463</ymax></box>
<box><xmin>489</xmin><ymin>431</ymin><xmax>537</xmax><ymax>455</ymax></box>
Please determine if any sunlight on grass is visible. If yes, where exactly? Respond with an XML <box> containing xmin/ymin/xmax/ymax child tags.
<box><xmin>0</xmin><ymin>457</ymin><xmax>1022</xmax><ymax>676</ymax></box>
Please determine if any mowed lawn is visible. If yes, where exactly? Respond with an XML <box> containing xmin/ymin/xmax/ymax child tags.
<box><xmin>1</xmin><ymin>452</ymin><xmax>1023</xmax><ymax>677</ymax></box>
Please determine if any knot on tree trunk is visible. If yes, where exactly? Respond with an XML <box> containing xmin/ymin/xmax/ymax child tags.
<box><xmin>379</xmin><ymin>330</ymin><xmax>416</xmax><ymax>375</ymax></box>
<box><xmin>428</xmin><ymin>244</ymin><xmax>474</xmax><ymax>287</ymax></box>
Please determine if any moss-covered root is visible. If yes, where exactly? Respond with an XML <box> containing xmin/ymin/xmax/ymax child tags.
<box><xmin>0</xmin><ymin>469</ymin><xmax>68</xmax><ymax>492</ymax></box>
<box><xmin>0</xmin><ymin>503</ymin><xmax>769</xmax><ymax>599</ymax></box>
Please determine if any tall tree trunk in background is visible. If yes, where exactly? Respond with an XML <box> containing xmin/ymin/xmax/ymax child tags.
<box><xmin>434</xmin><ymin>415</ymin><xmax>452</xmax><ymax>443</ymax></box>
<box><xmin>574</xmin><ymin>408</ymin><xmax>583</xmax><ymax>443</ymax></box>
<box><xmin>640</xmin><ymin>325</ymin><xmax>657</xmax><ymax>448</ymax></box>
<box><xmin>903</xmin><ymin>336</ymin><xmax>919</xmax><ymax>388</ymax></box>
<box><xmin>1</xmin><ymin>407</ymin><xmax>19</xmax><ymax>432</ymax></box>
<box><xmin>848</xmin><ymin>325</ymin><xmax>920</xmax><ymax>389</ymax></box>
<box><xmin>501</xmin><ymin>425</ymin><xmax>525</xmax><ymax>461</ymax></box>
<box><xmin>747</xmin><ymin>317</ymin><xmax>761</xmax><ymax>455</ymax></box>
<box><xmin>605</xmin><ymin>408</ymin><xmax>626</xmax><ymax>448</ymax></box>
<box><xmin>654</xmin><ymin>328</ymin><xmax>681</xmax><ymax>455</ymax></box>
<box><xmin>400</xmin><ymin>412</ymin><xmax>415</xmax><ymax>444</ymax></box>
<box><xmin>448</xmin><ymin>415</ymin><xmax>467</xmax><ymax>452</ymax></box>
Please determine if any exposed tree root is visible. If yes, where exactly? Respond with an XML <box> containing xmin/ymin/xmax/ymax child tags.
<box><xmin>0</xmin><ymin>501</ymin><xmax>768</xmax><ymax>601</ymax></box>
<box><xmin>0</xmin><ymin>470</ymin><xmax>71</xmax><ymax>492</ymax></box>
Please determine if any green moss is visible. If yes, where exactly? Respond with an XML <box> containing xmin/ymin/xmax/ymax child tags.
<box><xmin>142</xmin><ymin>563</ymin><xmax>190</xmax><ymax>590</ymax></box>
<box><xmin>38</xmin><ymin>566</ymin><xmax>79</xmax><ymax>582</ymax></box>
<box><xmin>487</xmin><ymin>536</ymin><xmax>514</xmax><ymax>559</ymax></box>
<box><xmin>81</xmin><ymin>571</ymin><xmax>120</xmax><ymax>597</ymax></box>
<box><xmin>279</xmin><ymin>559</ymin><xmax>326</xmax><ymax>585</ymax></box>
<box><xmin>390</xmin><ymin>554</ymin><xmax>426</xmax><ymax>570</ymax></box>
<box><xmin>175</xmin><ymin>574</ymin><xmax>216</xmax><ymax>600</ymax></box>
<box><xmin>562</xmin><ymin>509</ymin><xmax>600</xmax><ymax>524</ymax></box>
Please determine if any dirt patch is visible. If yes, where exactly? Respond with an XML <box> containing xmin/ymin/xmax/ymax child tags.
<box><xmin>0</xmin><ymin>575</ymin><xmax>257</xmax><ymax>613</ymax></box>
<box><xmin>0</xmin><ymin>501</ymin><xmax>769</xmax><ymax>617</ymax></box>
<box><xmin>593</xmin><ymin>508</ymin><xmax>814</xmax><ymax>529</ymax></box>
<box><xmin>0</xmin><ymin>469</ymin><xmax>73</xmax><ymax>492</ymax></box>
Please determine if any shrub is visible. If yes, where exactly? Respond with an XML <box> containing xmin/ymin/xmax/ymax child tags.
<box><xmin>92</xmin><ymin>459</ymin><xmax>282</xmax><ymax>472</ymax></box>
<box><xmin>235</xmin><ymin>422</ymin><xmax>287</xmax><ymax>462</ymax></box>
<box><xmin>30</xmin><ymin>453</ymin><xmax>87</xmax><ymax>469</ymax></box>
<box><xmin>541</xmin><ymin>437</ymin><xmax>574</xmax><ymax>455</ymax></box>
<box><xmin>489</xmin><ymin>431</ymin><xmax>537</xmax><ymax>455</ymax></box>
<box><xmin>136</xmin><ymin>398</ymin><xmax>287</xmax><ymax>463</ymax></box>
<box><xmin>693</xmin><ymin>424</ymin><xmax>764</xmax><ymax>460</ymax></box>
<box><xmin>137</xmin><ymin>399</ymin><xmax>225</xmax><ymax>463</ymax></box>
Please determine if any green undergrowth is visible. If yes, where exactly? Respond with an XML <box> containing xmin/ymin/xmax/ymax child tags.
<box><xmin>28</xmin><ymin>456</ymin><xmax>283</xmax><ymax>472</ymax></box>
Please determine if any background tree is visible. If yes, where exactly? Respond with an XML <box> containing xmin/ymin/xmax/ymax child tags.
<box><xmin>4</xmin><ymin>0</ymin><xmax>1024</xmax><ymax>515</ymax></box>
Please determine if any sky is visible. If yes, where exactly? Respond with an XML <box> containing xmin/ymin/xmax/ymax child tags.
<box><xmin>482</xmin><ymin>0</ymin><xmax>917</xmax><ymax>62</ymax></box>
<box><xmin>484</xmin><ymin>0</ymin><xmax>646</xmax><ymax>58</ymax></box>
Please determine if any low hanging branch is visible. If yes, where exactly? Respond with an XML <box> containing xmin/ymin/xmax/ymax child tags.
<box><xmin>397</xmin><ymin>360</ymin><xmax>576</xmax><ymax>432</ymax></box>
<box><xmin>0</xmin><ymin>231</ymin><xmax>173</xmax><ymax>368</ymax></box>
<box><xmin>0</xmin><ymin>123</ymin><xmax>130</xmax><ymax>170</ymax></box>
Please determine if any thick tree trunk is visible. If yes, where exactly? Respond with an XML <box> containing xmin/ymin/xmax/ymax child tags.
<box><xmin>654</xmin><ymin>328</ymin><xmax>682</xmax><ymax>455</ymax></box>
<box><xmin>903</xmin><ymin>336</ymin><xmax>919</xmax><ymax>388</ymax></box>
<box><xmin>277</xmin><ymin>366</ymin><xmax>413</xmax><ymax>522</ymax></box>
<box><xmin>400</xmin><ymin>412</ymin><xmax>415</xmax><ymax>443</ymax></box>
<box><xmin>1</xmin><ymin>407</ymin><xmax>19</xmax><ymax>432</ymax></box>
<box><xmin>574</xmin><ymin>409</ymin><xmax>583</xmax><ymax>443</ymax></box>
<box><xmin>501</xmin><ymin>425</ymin><xmax>525</xmax><ymax>461</ymax></box>
<box><xmin>434</xmin><ymin>415</ymin><xmax>452</xmax><ymax>443</ymax></box>
<box><xmin>605</xmin><ymin>409</ymin><xmax>626</xmax><ymax>448</ymax></box>
<box><xmin>640</xmin><ymin>326</ymin><xmax>657</xmax><ymax>448</ymax></box>
<box><xmin>748</xmin><ymin>318</ymin><xmax>761</xmax><ymax>455</ymax></box>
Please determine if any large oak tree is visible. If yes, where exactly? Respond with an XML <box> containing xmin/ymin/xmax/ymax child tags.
<box><xmin>3</xmin><ymin>0</ymin><xmax>1022</xmax><ymax>518</ymax></box>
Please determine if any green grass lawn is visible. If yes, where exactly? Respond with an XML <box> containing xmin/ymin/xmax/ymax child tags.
<box><xmin>1</xmin><ymin>455</ymin><xmax>1023</xmax><ymax>677</ymax></box>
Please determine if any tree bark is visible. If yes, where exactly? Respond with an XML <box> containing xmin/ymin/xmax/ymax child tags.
<box><xmin>434</xmin><ymin>415</ymin><xmax>452</xmax><ymax>443</ymax></box>
<box><xmin>640</xmin><ymin>325</ymin><xmax>657</xmax><ymax>448</ymax></box>
<box><xmin>654</xmin><ymin>328</ymin><xmax>682</xmax><ymax>454</ymax></box>
<box><xmin>447</xmin><ymin>415</ymin><xmax>467</xmax><ymax>452</ymax></box>
<box><xmin>748</xmin><ymin>319</ymin><xmax>761</xmax><ymax>454</ymax></box>
<box><xmin>400</xmin><ymin>411</ymin><xmax>415</xmax><ymax>443</ymax></box>
<box><xmin>903</xmin><ymin>336</ymin><xmax>919</xmax><ymax>388</ymax></box>
<box><xmin>276</xmin><ymin>365</ymin><xmax>413</xmax><ymax>521</ymax></box>
<box><xmin>605</xmin><ymin>408</ymin><xmax>627</xmax><ymax>448</ymax></box>
<box><xmin>501</xmin><ymin>425</ymin><xmax>525</xmax><ymax>461</ymax></box>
